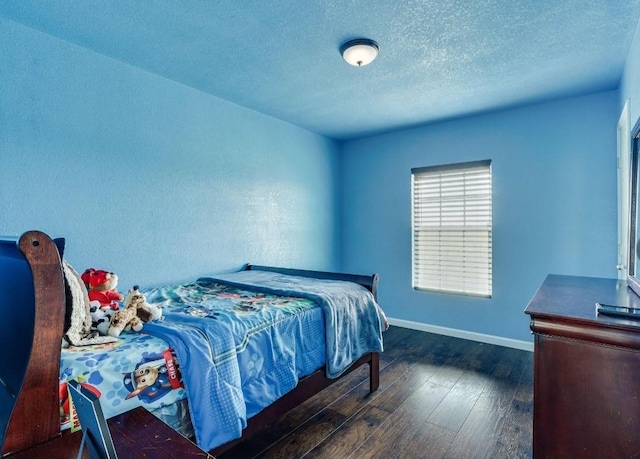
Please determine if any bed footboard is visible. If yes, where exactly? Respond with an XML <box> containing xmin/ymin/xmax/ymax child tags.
<box><xmin>210</xmin><ymin>264</ymin><xmax>383</xmax><ymax>455</ymax></box>
<box><xmin>245</xmin><ymin>264</ymin><xmax>381</xmax><ymax>394</ymax></box>
<box><xmin>211</xmin><ymin>351</ymin><xmax>380</xmax><ymax>455</ymax></box>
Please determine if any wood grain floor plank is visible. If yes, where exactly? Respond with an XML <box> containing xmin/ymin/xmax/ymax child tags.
<box><xmin>303</xmin><ymin>350</ymin><xmax>449</xmax><ymax>458</ymax></box>
<box><xmin>396</xmin><ymin>421</ymin><xmax>457</xmax><ymax>459</ymax></box>
<box><xmin>218</xmin><ymin>366</ymin><xmax>368</xmax><ymax>459</ymax></box>
<box><xmin>491</xmin><ymin>352</ymin><xmax>534</xmax><ymax>459</ymax></box>
<box><xmin>348</xmin><ymin>381</ymin><xmax>451</xmax><ymax>459</ymax></box>
<box><xmin>445</xmin><ymin>394</ymin><xmax>511</xmax><ymax>459</ymax></box>
<box><xmin>218</xmin><ymin>327</ymin><xmax>534</xmax><ymax>459</ymax></box>
<box><xmin>303</xmin><ymin>405</ymin><xmax>389</xmax><ymax>459</ymax></box>
<box><xmin>426</xmin><ymin>365</ymin><xmax>492</xmax><ymax>432</ymax></box>
<box><xmin>305</xmin><ymin>335</ymin><xmax>481</xmax><ymax>458</ymax></box>
<box><xmin>444</xmin><ymin>345</ymin><xmax>528</xmax><ymax>459</ymax></box>
<box><xmin>380</xmin><ymin>325</ymin><xmax>416</xmax><ymax>348</ymax></box>
<box><xmin>513</xmin><ymin>351</ymin><xmax>534</xmax><ymax>404</ymax></box>
<box><xmin>491</xmin><ymin>398</ymin><xmax>533</xmax><ymax>459</ymax></box>
<box><xmin>233</xmin><ymin>351</ymin><xmax>425</xmax><ymax>459</ymax></box>
<box><xmin>307</xmin><ymin>372</ymin><xmax>449</xmax><ymax>458</ymax></box>
<box><xmin>254</xmin><ymin>408</ymin><xmax>348</xmax><ymax>459</ymax></box>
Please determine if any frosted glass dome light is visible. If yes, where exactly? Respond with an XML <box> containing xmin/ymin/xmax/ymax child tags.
<box><xmin>340</xmin><ymin>39</ymin><xmax>379</xmax><ymax>67</ymax></box>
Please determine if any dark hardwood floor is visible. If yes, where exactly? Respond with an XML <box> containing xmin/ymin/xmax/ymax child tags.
<box><xmin>218</xmin><ymin>326</ymin><xmax>533</xmax><ymax>459</ymax></box>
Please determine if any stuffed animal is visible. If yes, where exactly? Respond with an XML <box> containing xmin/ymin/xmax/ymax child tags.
<box><xmin>81</xmin><ymin>268</ymin><xmax>123</xmax><ymax>311</ymax></box>
<box><xmin>124</xmin><ymin>285</ymin><xmax>163</xmax><ymax>323</ymax></box>
<box><xmin>107</xmin><ymin>298</ymin><xmax>143</xmax><ymax>338</ymax></box>
<box><xmin>90</xmin><ymin>304</ymin><xmax>117</xmax><ymax>336</ymax></box>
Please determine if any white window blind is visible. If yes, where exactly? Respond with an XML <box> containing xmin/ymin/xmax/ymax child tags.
<box><xmin>411</xmin><ymin>160</ymin><xmax>492</xmax><ymax>297</ymax></box>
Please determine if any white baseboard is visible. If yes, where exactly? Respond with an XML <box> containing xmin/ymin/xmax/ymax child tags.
<box><xmin>388</xmin><ymin>317</ymin><xmax>534</xmax><ymax>352</ymax></box>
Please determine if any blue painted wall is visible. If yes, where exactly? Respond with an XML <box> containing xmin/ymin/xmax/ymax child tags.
<box><xmin>0</xmin><ymin>16</ymin><xmax>623</xmax><ymax>343</ymax></box>
<box><xmin>0</xmin><ymin>18</ymin><xmax>342</xmax><ymax>288</ymax></box>
<box><xmin>340</xmin><ymin>91</ymin><xmax>619</xmax><ymax>342</ymax></box>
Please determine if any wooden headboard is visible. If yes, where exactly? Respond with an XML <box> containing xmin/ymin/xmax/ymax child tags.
<box><xmin>0</xmin><ymin>231</ymin><xmax>65</xmax><ymax>456</ymax></box>
<box><xmin>245</xmin><ymin>264</ymin><xmax>379</xmax><ymax>300</ymax></box>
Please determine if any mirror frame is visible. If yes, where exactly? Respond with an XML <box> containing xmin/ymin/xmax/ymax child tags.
<box><xmin>628</xmin><ymin>117</ymin><xmax>640</xmax><ymax>297</ymax></box>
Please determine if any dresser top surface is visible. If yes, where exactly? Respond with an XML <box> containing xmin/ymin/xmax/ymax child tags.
<box><xmin>525</xmin><ymin>274</ymin><xmax>640</xmax><ymax>329</ymax></box>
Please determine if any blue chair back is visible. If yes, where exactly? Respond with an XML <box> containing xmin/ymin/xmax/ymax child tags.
<box><xmin>0</xmin><ymin>237</ymin><xmax>34</xmax><ymax>452</ymax></box>
<box><xmin>0</xmin><ymin>232</ymin><xmax>65</xmax><ymax>456</ymax></box>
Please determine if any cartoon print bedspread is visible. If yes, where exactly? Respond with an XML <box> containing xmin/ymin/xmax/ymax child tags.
<box><xmin>61</xmin><ymin>279</ymin><xmax>328</xmax><ymax>452</ymax></box>
<box><xmin>141</xmin><ymin>279</ymin><xmax>326</xmax><ymax>451</ymax></box>
<box><xmin>59</xmin><ymin>332</ymin><xmax>186</xmax><ymax>431</ymax></box>
<box><xmin>59</xmin><ymin>273</ymin><xmax>382</xmax><ymax>452</ymax></box>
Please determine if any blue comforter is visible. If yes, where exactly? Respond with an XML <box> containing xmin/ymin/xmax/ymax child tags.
<box><xmin>143</xmin><ymin>270</ymin><xmax>385</xmax><ymax>451</ymax></box>
<box><xmin>206</xmin><ymin>270</ymin><xmax>386</xmax><ymax>378</ymax></box>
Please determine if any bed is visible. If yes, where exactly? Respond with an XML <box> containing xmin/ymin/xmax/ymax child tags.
<box><xmin>0</xmin><ymin>231</ymin><xmax>384</xmax><ymax>456</ymax></box>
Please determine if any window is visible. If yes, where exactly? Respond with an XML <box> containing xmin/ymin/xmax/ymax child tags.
<box><xmin>411</xmin><ymin>160</ymin><xmax>492</xmax><ymax>297</ymax></box>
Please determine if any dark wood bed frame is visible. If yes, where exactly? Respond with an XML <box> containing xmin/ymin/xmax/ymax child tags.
<box><xmin>0</xmin><ymin>231</ymin><xmax>380</xmax><ymax>457</ymax></box>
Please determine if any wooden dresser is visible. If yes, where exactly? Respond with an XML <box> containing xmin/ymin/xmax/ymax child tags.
<box><xmin>525</xmin><ymin>274</ymin><xmax>640</xmax><ymax>459</ymax></box>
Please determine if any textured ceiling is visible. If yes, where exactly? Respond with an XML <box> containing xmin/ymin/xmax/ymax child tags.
<box><xmin>1</xmin><ymin>1</ymin><xmax>640</xmax><ymax>140</ymax></box>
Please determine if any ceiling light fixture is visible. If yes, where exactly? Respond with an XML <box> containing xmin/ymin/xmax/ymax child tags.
<box><xmin>340</xmin><ymin>38</ymin><xmax>379</xmax><ymax>67</ymax></box>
